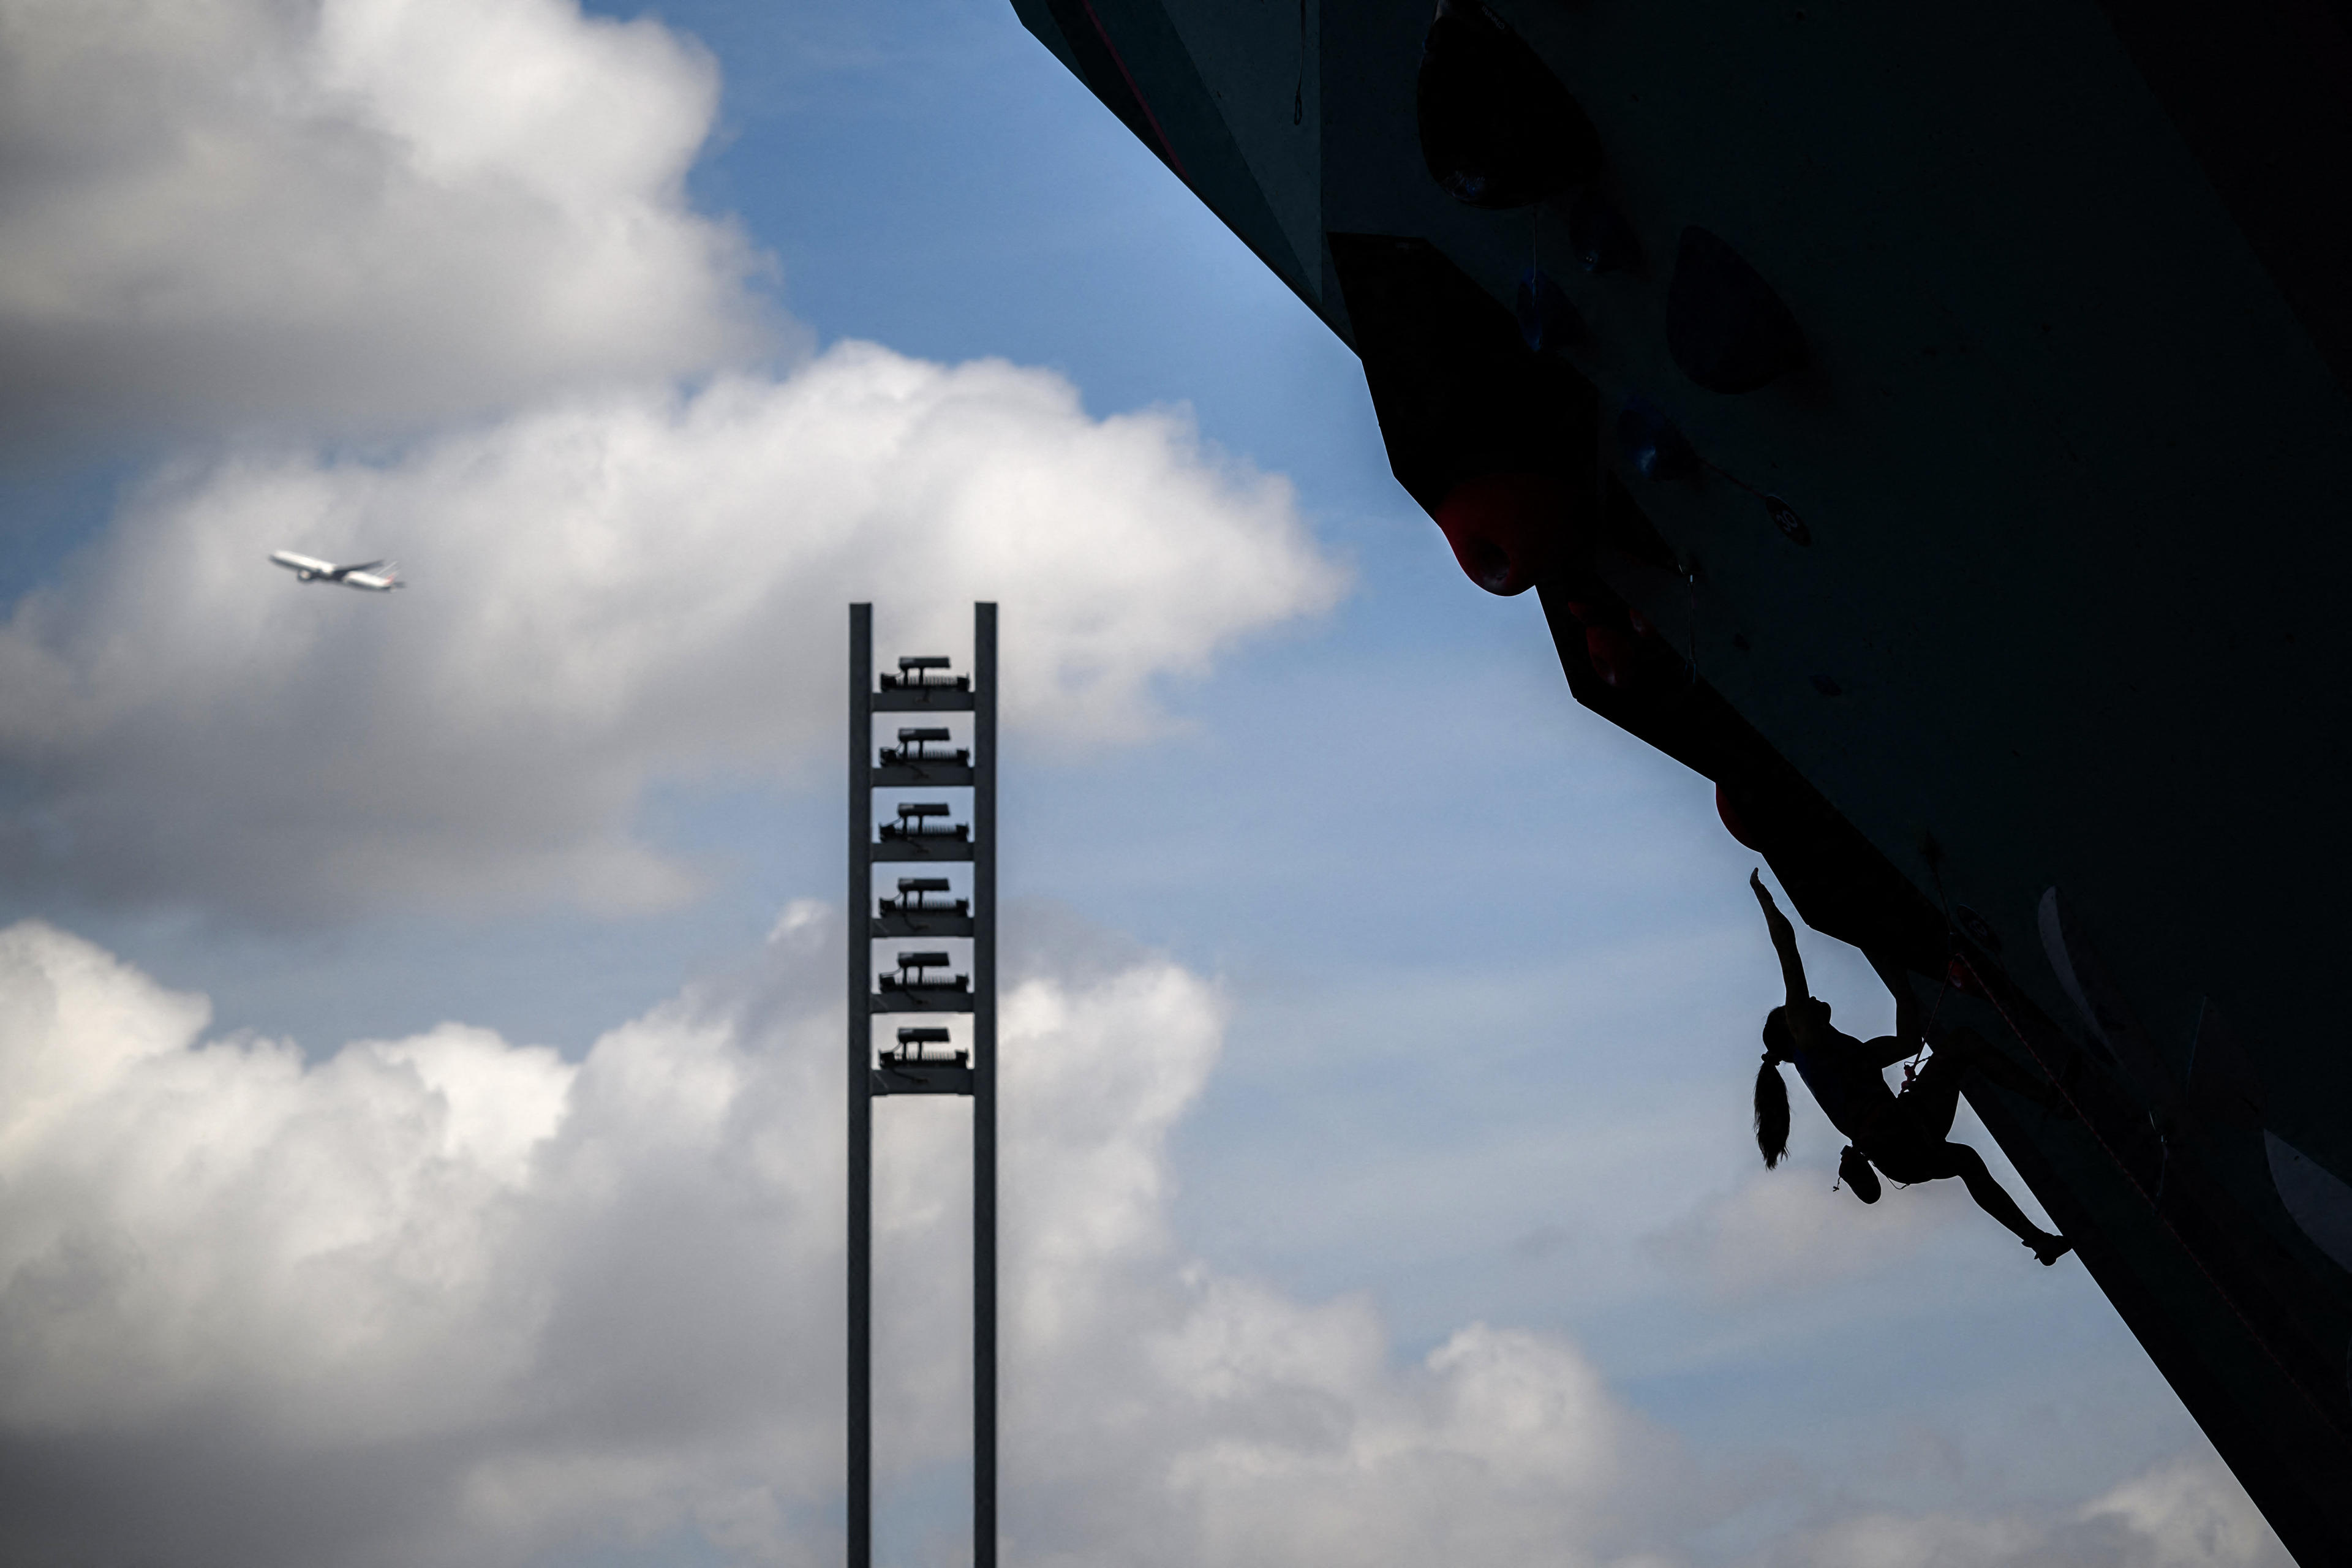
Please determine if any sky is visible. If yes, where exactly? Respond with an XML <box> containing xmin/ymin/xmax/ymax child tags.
<box><xmin>0</xmin><ymin>2</ymin><xmax>2293</xmax><ymax>1566</ymax></box>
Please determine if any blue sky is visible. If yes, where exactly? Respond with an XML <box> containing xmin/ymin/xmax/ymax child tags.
<box><xmin>0</xmin><ymin>2</ymin><xmax>2280</xmax><ymax>1564</ymax></box>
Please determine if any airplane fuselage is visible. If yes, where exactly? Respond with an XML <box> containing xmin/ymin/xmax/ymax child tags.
<box><xmin>269</xmin><ymin>550</ymin><xmax>401</xmax><ymax>592</ymax></box>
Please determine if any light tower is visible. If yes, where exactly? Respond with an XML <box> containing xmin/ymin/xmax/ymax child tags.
<box><xmin>845</xmin><ymin>603</ymin><xmax>997</xmax><ymax>1568</ymax></box>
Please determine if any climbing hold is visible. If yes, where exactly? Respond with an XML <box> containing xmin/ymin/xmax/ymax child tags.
<box><xmin>1716</xmin><ymin>783</ymin><xmax>1763</xmax><ymax>849</ymax></box>
<box><xmin>1567</xmin><ymin>189</ymin><xmax>1638</xmax><ymax>273</ymax></box>
<box><xmin>1560</xmin><ymin>595</ymin><xmax>1640</xmax><ymax>685</ymax></box>
<box><xmin>1515</xmin><ymin>268</ymin><xmax>1583</xmax><ymax>353</ymax></box>
<box><xmin>1433</xmin><ymin>472</ymin><xmax>1568</xmax><ymax>595</ymax></box>
<box><xmin>1953</xmin><ymin>904</ymin><xmax>2002</xmax><ymax>954</ymax></box>
<box><xmin>1417</xmin><ymin>1</ymin><xmax>1602</xmax><ymax>209</ymax></box>
<box><xmin>1618</xmin><ymin>396</ymin><xmax>1697</xmax><ymax>480</ymax></box>
<box><xmin>1666</xmin><ymin>227</ymin><xmax>1806</xmax><ymax>393</ymax></box>
<box><xmin>1585</xmin><ymin>624</ymin><xmax>1640</xmax><ymax>686</ymax></box>
<box><xmin>1763</xmin><ymin>495</ymin><xmax>1811</xmax><ymax>545</ymax></box>
<box><xmin>2264</xmin><ymin>1132</ymin><xmax>2352</xmax><ymax>1278</ymax></box>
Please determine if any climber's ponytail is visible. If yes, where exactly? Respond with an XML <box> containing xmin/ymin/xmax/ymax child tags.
<box><xmin>1755</xmin><ymin>1009</ymin><xmax>1792</xmax><ymax>1169</ymax></box>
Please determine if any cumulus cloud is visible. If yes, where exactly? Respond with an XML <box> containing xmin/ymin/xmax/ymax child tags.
<box><xmin>0</xmin><ymin>910</ymin><xmax>1684</xmax><ymax>1567</ymax></box>
<box><xmin>1758</xmin><ymin>1455</ymin><xmax>2291</xmax><ymax>1568</ymax></box>
<box><xmin>2078</xmin><ymin>1456</ymin><xmax>2290</xmax><ymax>1568</ymax></box>
<box><xmin>0</xmin><ymin>0</ymin><xmax>774</xmax><ymax>445</ymax></box>
<box><xmin>1645</xmin><ymin>1164</ymin><xmax>1972</xmax><ymax>1301</ymax></box>
<box><xmin>0</xmin><ymin>916</ymin><xmax>2290</xmax><ymax>1567</ymax></box>
<box><xmin>0</xmin><ymin>346</ymin><xmax>1344</xmax><ymax>919</ymax></box>
<box><xmin>0</xmin><ymin>0</ymin><xmax>1345</xmax><ymax>926</ymax></box>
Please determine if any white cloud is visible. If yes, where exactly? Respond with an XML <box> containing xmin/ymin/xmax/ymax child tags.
<box><xmin>2077</xmin><ymin>1455</ymin><xmax>2289</xmax><ymax>1568</ymax></box>
<box><xmin>1646</xmin><ymin>1165</ymin><xmax>1972</xmax><ymax>1301</ymax></box>
<box><xmin>0</xmin><ymin>345</ymin><xmax>1344</xmax><ymax>920</ymax></box>
<box><xmin>0</xmin><ymin>0</ymin><xmax>774</xmax><ymax>445</ymax></box>
<box><xmin>0</xmin><ymin>914</ymin><xmax>2291</xmax><ymax>1567</ymax></box>
<box><xmin>0</xmin><ymin>909</ymin><xmax>1680</xmax><ymax>1567</ymax></box>
<box><xmin>1758</xmin><ymin>1455</ymin><xmax>2292</xmax><ymax>1568</ymax></box>
<box><xmin>0</xmin><ymin>0</ymin><xmax>1345</xmax><ymax>927</ymax></box>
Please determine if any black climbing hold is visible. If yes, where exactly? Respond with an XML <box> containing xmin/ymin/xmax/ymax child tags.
<box><xmin>1618</xmin><ymin>395</ymin><xmax>1697</xmax><ymax>480</ymax></box>
<box><xmin>1763</xmin><ymin>495</ymin><xmax>1811</xmax><ymax>545</ymax></box>
<box><xmin>1417</xmin><ymin>1</ymin><xmax>1602</xmax><ymax>209</ymax></box>
<box><xmin>1666</xmin><ymin>227</ymin><xmax>1806</xmax><ymax>393</ymax></box>
<box><xmin>1954</xmin><ymin>904</ymin><xmax>2002</xmax><ymax>954</ymax></box>
<box><xmin>1515</xmin><ymin>268</ymin><xmax>1583</xmax><ymax>353</ymax></box>
<box><xmin>1566</xmin><ymin>189</ymin><xmax>1638</xmax><ymax>273</ymax></box>
<box><xmin>1327</xmin><ymin>232</ymin><xmax>1597</xmax><ymax>522</ymax></box>
<box><xmin>1810</xmin><ymin>673</ymin><xmax>1842</xmax><ymax>696</ymax></box>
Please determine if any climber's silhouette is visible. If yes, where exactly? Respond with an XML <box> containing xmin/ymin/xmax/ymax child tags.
<box><xmin>1748</xmin><ymin>870</ymin><xmax>2072</xmax><ymax>1266</ymax></box>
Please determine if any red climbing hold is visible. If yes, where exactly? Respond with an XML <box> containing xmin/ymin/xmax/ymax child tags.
<box><xmin>1433</xmin><ymin>472</ymin><xmax>1567</xmax><ymax>597</ymax></box>
<box><xmin>1585</xmin><ymin>624</ymin><xmax>1640</xmax><ymax>686</ymax></box>
<box><xmin>1716</xmin><ymin>783</ymin><xmax>1762</xmax><ymax>848</ymax></box>
<box><xmin>1947</xmin><ymin>955</ymin><xmax>1986</xmax><ymax>996</ymax></box>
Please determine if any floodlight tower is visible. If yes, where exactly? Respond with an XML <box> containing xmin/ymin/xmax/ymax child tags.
<box><xmin>846</xmin><ymin>603</ymin><xmax>997</xmax><ymax>1568</ymax></box>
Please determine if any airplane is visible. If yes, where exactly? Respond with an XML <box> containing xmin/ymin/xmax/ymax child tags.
<box><xmin>268</xmin><ymin>550</ymin><xmax>402</xmax><ymax>592</ymax></box>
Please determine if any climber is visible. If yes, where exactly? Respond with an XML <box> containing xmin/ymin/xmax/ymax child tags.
<box><xmin>1748</xmin><ymin>870</ymin><xmax>2072</xmax><ymax>1266</ymax></box>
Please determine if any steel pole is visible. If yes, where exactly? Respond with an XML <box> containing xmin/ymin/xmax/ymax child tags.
<box><xmin>973</xmin><ymin>601</ymin><xmax>998</xmax><ymax>1568</ymax></box>
<box><xmin>846</xmin><ymin>604</ymin><xmax>872</xmax><ymax>1568</ymax></box>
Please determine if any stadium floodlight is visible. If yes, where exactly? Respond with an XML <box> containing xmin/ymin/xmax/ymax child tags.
<box><xmin>880</xmin><ymin>654</ymin><xmax>971</xmax><ymax>693</ymax></box>
<box><xmin>880</xmin><ymin>726</ymin><xmax>971</xmax><ymax>767</ymax></box>
<box><xmin>881</xmin><ymin>875</ymin><xmax>970</xmax><ymax>918</ymax></box>
<box><xmin>888</xmin><ymin>1025</ymin><xmax>962</xmax><ymax>1065</ymax></box>
<box><xmin>878</xmin><ymin>948</ymin><xmax>969</xmax><ymax>994</ymax></box>
<box><xmin>881</xmin><ymin>802</ymin><xmax>970</xmax><ymax>844</ymax></box>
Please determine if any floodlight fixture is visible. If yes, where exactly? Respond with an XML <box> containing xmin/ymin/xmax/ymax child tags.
<box><xmin>880</xmin><ymin>876</ymin><xmax>970</xmax><ymax>919</ymax></box>
<box><xmin>888</xmin><ymin>1025</ymin><xmax>964</xmax><ymax>1064</ymax></box>
<box><xmin>882</xmin><ymin>802</ymin><xmax>970</xmax><ymax>844</ymax></box>
<box><xmin>879</xmin><ymin>946</ymin><xmax>970</xmax><ymax>993</ymax></box>
<box><xmin>880</xmin><ymin>725</ymin><xmax>971</xmax><ymax>767</ymax></box>
<box><xmin>881</xmin><ymin>654</ymin><xmax>970</xmax><ymax>693</ymax></box>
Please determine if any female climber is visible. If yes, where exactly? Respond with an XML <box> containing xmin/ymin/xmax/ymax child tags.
<box><xmin>1747</xmin><ymin>870</ymin><xmax>2072</xmax><ymax>1267</ymax></box>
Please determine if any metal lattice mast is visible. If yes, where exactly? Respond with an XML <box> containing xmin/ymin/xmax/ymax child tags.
<box><xmin>846</xmin><ymin>603</ymin><xmax>997</xmax><ymax>1568</ymax></box>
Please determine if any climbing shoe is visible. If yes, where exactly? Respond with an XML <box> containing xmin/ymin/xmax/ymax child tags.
<box><xmin>1838</xmin><ymin>1144</ymin><xmax>1882</xmax><ymax>1204</ymax></box>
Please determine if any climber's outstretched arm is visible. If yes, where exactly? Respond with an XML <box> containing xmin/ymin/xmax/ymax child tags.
<box><xmin>1750</xmin><ymin>870</ymin><xmax>1809</xmax><ymax>1012</ymax></box>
